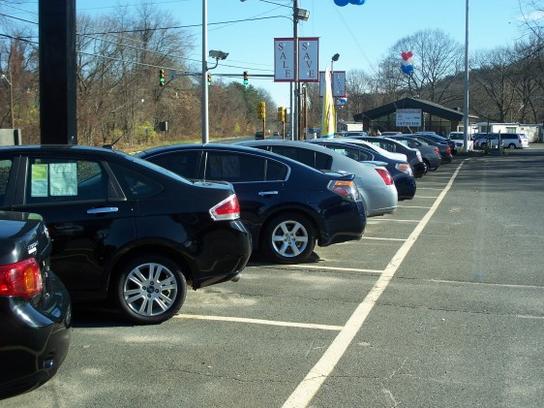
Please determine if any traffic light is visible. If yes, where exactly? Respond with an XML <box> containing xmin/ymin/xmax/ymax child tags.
<box><xmin>258</xmin><ymin>101</ymin><xmax>266</xmax><ymax>120</ymax></box>
<box><xmin>207</xmin><ymin>73</ymin><xmax>212</xmax><ymax>85</ymax></box>
<box><xmin>159</xmin><ymin>69</ymin><xmax>165</xmax><ymax>87</ymax></box>
<box><xmin>243</xmin><ymin>71</ymin><xmax>249</xmax><ymax>87</ymax></box>
<box><xmin>277</xmin><ymin>106</ymin><xmax>285</xmax><ymax>123</ymax></box>
<box><xmin>283</xmin><ymin>107</ymin><xmax>288</xmax><ymax>122</ymax></box>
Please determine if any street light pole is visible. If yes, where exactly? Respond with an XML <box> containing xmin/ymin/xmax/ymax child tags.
<box><xmin>293</xmin><ymin>0</ymin><xmax>299</xmax><ymax>140</ymax></box>
<box><xmin>201</xmin><ymin>0</ymin><xmax>209</xmax><ymax>144</ymax></box>
<box><xmin>462</xmin><ymin>0</ymin><xmax>470</xmax><ymax>152</ymax></box>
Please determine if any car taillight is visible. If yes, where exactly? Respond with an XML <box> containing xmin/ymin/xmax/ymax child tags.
<box><xmin>433</xmin><ymin>147</ymin><xmax>440</xmax><ymax>156</ymax></box>
<box><xmin>375</xmin><ymin>168</ymin><xmax>394</xmax><ymax>185</ymax></box>
<box><xmin>328</xmin><ymin>180</ymin><xmax>360</xmax><ymax>201</ymax></box>
<box><xmin>209</xmin><ymin>194</ymin><xmax>240</xmax><ymax>221</ymax></box>
<box><xmin>395</xmin><ymin>163</ymin><xmax>413</xmax><ymax>176</ymax></box>
<box><xmin>0</xmin><ymin>258</ymin><xmax>43</xmax><ymax>299</ymax></box>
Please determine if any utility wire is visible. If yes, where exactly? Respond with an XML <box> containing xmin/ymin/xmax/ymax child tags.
<box><xmin>0</xmin><ymin>12</ymin><xmax>274</xmax><ymax>72</ymax></box>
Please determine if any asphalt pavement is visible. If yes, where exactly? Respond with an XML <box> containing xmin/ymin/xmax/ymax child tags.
<box><xmin>4</xmin><ymin>147</ymin><xmax>544</xmax><ymax>408</ymax></box>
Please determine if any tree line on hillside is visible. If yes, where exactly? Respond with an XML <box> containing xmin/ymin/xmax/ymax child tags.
<box><xmin>0</xmin><ymin>5</ymin><xmax>275</xmax><ymax>146</ymax></box>
<box><xmin>1</xmin><ymin>3</ymin><xmax>543</xmax><ymax>145</ymax></box>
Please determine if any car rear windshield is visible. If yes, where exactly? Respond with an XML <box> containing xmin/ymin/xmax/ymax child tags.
<box><xmin>122</xmin><ymin>153</ymin><xmax>193</xmax><ymax>185</ymax></box>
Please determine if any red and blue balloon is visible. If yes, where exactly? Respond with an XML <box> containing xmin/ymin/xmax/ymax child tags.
<box><xmin>400</xmin><ymin>51</ymin><xmax>414</xmax><ymax>76</ymax></box>
<box><xmin>333</xmin><ymin>0</ymin><xmax>365</xmax><ymax>6</ymax></box>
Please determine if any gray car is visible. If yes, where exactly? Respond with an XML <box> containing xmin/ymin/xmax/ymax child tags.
<box><xmin>240</xmin><ymin>140</ymin><xmax>398</xmax><ymax>217</ymax></box>
<box><xmin>386</xmin><ymin>136</ymin><xmax>442</xmax><ymax>172</ymax></box>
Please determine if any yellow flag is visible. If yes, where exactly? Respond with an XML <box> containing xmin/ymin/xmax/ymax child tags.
<box><xmin>321</xmin><ymin>67</ymin><xmax>336</xmax><ymax>138</ymax></box>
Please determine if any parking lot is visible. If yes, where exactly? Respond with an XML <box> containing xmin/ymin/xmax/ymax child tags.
<box><xmin>5</xmin><ymin>147</ymin><xmax>544</xmax><ymax>408</ymax></box>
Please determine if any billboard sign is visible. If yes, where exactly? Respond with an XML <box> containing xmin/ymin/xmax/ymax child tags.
<box><xmin>396</xmin><ymin>109</ymin><xmax>422</xmax><ymax>127</ymax></box>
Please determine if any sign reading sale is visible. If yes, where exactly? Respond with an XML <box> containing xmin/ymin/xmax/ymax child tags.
<box><xmin>274</xmin><ymin>37</ymin><xmax>319</xmax><ymax>82</ymax></box>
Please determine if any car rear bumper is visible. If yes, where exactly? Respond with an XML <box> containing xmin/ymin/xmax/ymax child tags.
<box><xmin>318</xmin><ymin>200</ymin><xmax>366</xmax><ymax>246</ymax></box>
<box><xmin>412</xmin><ymin>162</ymin><xmax>426</xmax><ymax>178</ymax></box>
<box><xmin>191</xmin><ymin>220</ymin><xmax>252</xmax><ymax>289</ymax></box>
<box><xmin>0</xmin><ymin>272</ymin><xmax>71</xmax><ymax>400</ymax></box>
<box><xmin>394</xmin><ymin>174</ymin><xmax>417</xmax><ymax>200</ymax></box>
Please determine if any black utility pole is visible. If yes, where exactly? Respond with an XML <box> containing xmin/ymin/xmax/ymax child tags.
<box><xmin>39</xmin><ymin>0</ymin><xmax>77</xmax><ymax>144</ymax></box>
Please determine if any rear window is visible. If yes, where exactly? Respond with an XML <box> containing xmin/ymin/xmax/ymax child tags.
<box><xmin>148</xmin><ymin>151</ymin><xmax>202</xmax><ymax>180</ymax></box>
<box><xmin>271</xmin><ymin>146</ymin><xmax>315</xmax><ymax>167</ymax></box>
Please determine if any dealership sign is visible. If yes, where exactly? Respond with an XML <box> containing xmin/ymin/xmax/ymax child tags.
<box><xmin>274</xmin><ymin>37</ymin><xmax>319</xmax><ymax>82</ymax></box>
<box><xmin>396</xmin><ymin>109</ymin><xmax>422</xmax><ymax>127</ymax></box>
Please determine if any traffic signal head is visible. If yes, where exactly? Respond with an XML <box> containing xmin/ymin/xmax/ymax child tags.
<box><xmin>277</xmin><ymin>106</ymin><xmax>285</xmax><ymax>123</ymax></box>
<box><xmin>207</xmin><ymin>73</ymin><xmax>212</xmax><ymax>84</ymax></box>
<box><xmin>159</xmin><ymin>69</ymin><xmax>165</xmax><ymax>87</ymax></box>
<box><xmin>243</xmin><ymin>71</ymin><xmax>249</xmax><ymax>87</ymax></box>
<box><xmin>258</xmin><ymin>101</ymin><xmax>266</xmax><ymax>120</ymax></box>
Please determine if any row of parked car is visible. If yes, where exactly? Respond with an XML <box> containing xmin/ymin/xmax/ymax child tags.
<box><xmin>0</xmin><ymin>133</ymin><xmax>456</xmax><ymax>399</ymax></box>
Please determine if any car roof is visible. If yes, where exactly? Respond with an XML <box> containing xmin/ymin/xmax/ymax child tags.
<box><xmin>240</xmin><ymin>139</ymin><xmax>376</xmax><ymax>172</ymax></box>
<box><xmin>0</xmin><ymin>144</ymin><xmax>129</xmax><ymax>158</ymax></box>
<box><xmin>138</xmin><ymin>142</ymin><xmax>332</xmax><ymax>175</ymax></box>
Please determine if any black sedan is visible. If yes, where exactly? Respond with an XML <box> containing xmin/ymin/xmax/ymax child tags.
<box><xmin>310</xmin><ymin>139</ymin><xmax>417</xmax><ymax>200</ymax></box>
<box><xmin>0</xmin><ymin>145</ymin><xmax>251</xmax><ymax>324</ymax></box>
<box><xmin>0</xmin><ymin>211</ymin><xmax>71</xmax><ymax>400</ymax></box>
<box><xmin>138</xmin><ymin>144</ymin><xmax>366</xmax><ymax>264</ymax></box>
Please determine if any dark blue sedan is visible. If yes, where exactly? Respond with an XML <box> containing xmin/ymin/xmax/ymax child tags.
<box><xmin>139</xmin><ymin>144</ymin><xmax>367</xmax><ymax>264</ymax></box>
<box><xmin>310</xmin><ymin>139</ymin><xmax>417</xmax><ymax>200</ymax></box>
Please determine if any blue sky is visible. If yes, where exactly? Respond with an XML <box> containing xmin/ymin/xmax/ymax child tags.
<box><xmin>6</xmin><ymin>0</ymin><xmax>536</xmax><ymax>106</ymax></box>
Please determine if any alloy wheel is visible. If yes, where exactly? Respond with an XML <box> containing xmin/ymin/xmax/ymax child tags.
<box><xmin>123</xmin><ymin>262</ymin><xmax>178</xmax><ymax>317</ymax></box>
<box><xmin>271</xmin><ymin>220</ymin><xmax>309</xmax><ymax>258</ymax></box>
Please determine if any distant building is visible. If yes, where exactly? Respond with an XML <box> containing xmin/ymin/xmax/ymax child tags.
<box><xmin>475</xmin><ymin>122</ymin><xmax>542</xmax><ymax>143</ymax></box>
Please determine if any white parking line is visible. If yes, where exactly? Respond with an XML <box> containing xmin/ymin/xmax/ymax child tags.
<box><xmin>362</xmin><ymin>237</ymin><xmax>406</xmax><ymax>242</ymax></box>
<box><xmin>175</xmin><ymin>314</ymin><xmax>343</xmax><ymax>331</ymax></box>
<box><xmin>367</xmin><ymin>219</ymin><xmax>420</xmax><ymax>224</ymax></box>
<box><xmin>279</xmin><ymin>264</ymin><xmax>383</xmax><ymax>274</ymax></box>
<box><xmin>281</xmin><ymin>159</ymin><xmax>467</xmax><ymax>408</ymax></box>
<box><xmin>414</xmin><ymin>195</ymin><xmax>439</xmax><ymax>199</ymax></box>
<box><xmin>516</xmin><ymin>315</ymin><xmax>544</xmax><ymax>320</ymax></box>
<box><xmin>398</xmin><ymin>205</ymin><xmax>432</xmax><ymax>209</ymax></box>
<box><xmin>417</xmin><ymin>187</ymin><xmax>446</xmax><ymax>190</ymax></box>
<box><xmin>427</xmin><ymin>278</ymin><xmax>544</xmax><ymax>290</ymax></box>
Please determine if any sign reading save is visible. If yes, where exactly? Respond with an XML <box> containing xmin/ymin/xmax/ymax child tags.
<box><xmin>396</xmin><ymin>109</ymin><xmax>422</xmax><ymax>127</ymax></box>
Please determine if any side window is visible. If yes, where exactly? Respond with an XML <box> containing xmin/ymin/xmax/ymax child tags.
<box><xmin>271</xmin><ymin>146</ymin><xmax>315</xmax><ymax>167</ymax></box>
<box><xmin>109</xmin><ymin>163</ymin><xmax>163</xmax><ymax>199</ymax></box>
<box><xmin>205</xmin><ymin>152</ymin><xmax>266</xmax><ymax>182</ymax></box>
<box><xmin>0</xmin><ymin>159</ymin><xmax>13</xmax><ymax>206</ymax></box>
<box><xmin>26</xmin><ymin>158</ymin><xmax>108</xmax><ymax>204</ymax></box>
<box><xmin>382</xmin><ymin>142</ymin><xmax>396</xmax><ymax>152</ymax></box>
<box><xmin>315</xmin><ymin>152</ymin><xmax>332</xmax><ymax>170</ymax></box>
<box><xmin>266</xmin><ymin>160</ymin><xmax>288</xmax><ymax>181</ymax></box>
<box><xmin>149</xmin><ymin>151</ymin><xmax>202</xmax><ymax>180</ymax></box>
<box><xmin>358</xmin><ymin>150</ymin><xmax>374</xmax><ymax>161</ymax></box>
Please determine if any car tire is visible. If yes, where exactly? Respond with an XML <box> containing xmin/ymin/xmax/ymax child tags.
<box><xmin>508</xmin><ymin>143</ymin><xmax>516</xmax><ymax>149</ymax></box>
<box><xmin>116</xmin><ymin>255</ymin><xmax>187</xmax><ymax>324</ymax></box>
<box><xmin>262</xmin><ymin>212</ymin><xmax>316</xmax><ymax>264</ymax></box>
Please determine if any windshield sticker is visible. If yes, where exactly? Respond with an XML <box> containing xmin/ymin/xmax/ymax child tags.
<box><xmin>50</xmin><ymin>162</ymin><xmax>78</xmax><ymax>196</ymax></box>
<box><xmin>31</xmin><ymin>163</ymin><xmax>49</xmax><ymax>197</ymax></box>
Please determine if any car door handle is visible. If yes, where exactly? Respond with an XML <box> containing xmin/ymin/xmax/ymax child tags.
<box><xmin>87</xmin><ymin>207</ymin><xmax>119</xmax><ymax>215</ymax></box>
<box><xmin>258</xmin><ymin>191</ymin><xmax>279</xmax><ymax>197</ymax></box>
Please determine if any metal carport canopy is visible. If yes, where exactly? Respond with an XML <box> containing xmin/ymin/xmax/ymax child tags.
<box><xmin>353</xmin><ymin>97</ymin><xmax>466</xmax><ymax>122</ymax></box>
